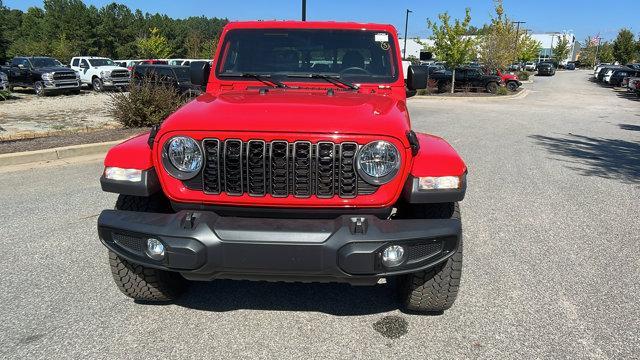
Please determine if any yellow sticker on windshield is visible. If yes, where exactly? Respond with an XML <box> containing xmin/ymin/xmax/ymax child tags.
<box><xmin>380</xmin><ymin>42</ymin><xmax>390</xmax><ymax>51</ymax></box>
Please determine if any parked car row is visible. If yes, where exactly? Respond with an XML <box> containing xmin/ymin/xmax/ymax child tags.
<box><xmin>1</xmin><ymin>55</ymin><xmax>208</xmax><ymax>97</ymax></box>
<box><xmin>593</xmin><ymin>63</ymin><xmax>640</xmax><ymax>87</ymax></box>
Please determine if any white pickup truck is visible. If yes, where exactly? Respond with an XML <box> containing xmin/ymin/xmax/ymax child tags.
<box><xmin>70</xmin><ymin>56</ymin><xmax>130</xmax><ymax>92</ymax></box>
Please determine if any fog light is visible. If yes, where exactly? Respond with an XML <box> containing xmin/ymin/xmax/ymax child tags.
<box><xmin>381</xmin><ymin>245</ymin><xmax>405</xmax><ymax>267</ymax></box>
<box><xmin>146</xmin><ymin>238</ymin><xmax>165</xmax><ymax>260</ymax></box>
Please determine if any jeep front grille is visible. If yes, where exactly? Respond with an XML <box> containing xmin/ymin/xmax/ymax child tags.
<box><xmin>196</xmin><ymin>139</ymin><xmax>378</xmax><ymax>198</ymax></box>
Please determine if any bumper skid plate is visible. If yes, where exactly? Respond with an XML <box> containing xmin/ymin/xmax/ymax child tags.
<box><xmin>98</xmin><ymin>210</ymin><xmax>461</xmax><ymax>284</ymax></box>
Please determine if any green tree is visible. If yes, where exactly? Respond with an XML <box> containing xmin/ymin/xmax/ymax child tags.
<box><xmin>427</xmin><ymin>8</ymin><xmax>474</xmax><ymax>93</ymax></box>
<box><xmin>137</xmin><ymin>27</ymin><xmax>173</xmax><ymax>59</ymax></box>
<box><xmin>552</xmin><ymin>35</ymin><xmax>570</xmax><ymax>62</ymax></box>
<box><xmin>580</xmin><ymin>37</ymin><xmax>599</xmax><ymax>66</ymax></box>
<box><xmin>612</xmin><ymin>28</ymin><xmax>636</xmax><ymax>64</ymax></box>
<box><xmin>477</xmin><ymin>1</ymin><xmax>518</xmax><ymax>70</ymax></box>
<box><xmin>598</xmin><ymin>42</ymin><xmax>614</xmax><ymax>63</ymax></box>
<box><xmin>518</xmin><ymin>34</ymin><xmax>542</xmax><ymax>62</ymax></box>
<box><xmin>0</xmin><ymin>0</ymin><xmax>8</xmax><ymax>62</ymax></box>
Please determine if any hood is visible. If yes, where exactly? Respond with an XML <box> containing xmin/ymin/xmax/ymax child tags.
<box><xmin>94</xmin><ymin>65</ymin><xmax>128</xmax><ymax>72</ymax></box>
<box><xmin>35</xmin><ymin>66</ymin><xmax>75</xmax><ymax>73</ymax></box>
<box><xmin>160</xmin><ymin>89</ymin><xmax>410</xmax><ymax>143</ymax></box>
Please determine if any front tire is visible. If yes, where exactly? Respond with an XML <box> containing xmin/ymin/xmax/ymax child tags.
<box><xmin>109</xmin><ymin>251</ymin><xmax>185</xmax><ymax>302</ymax></box>
<box><xmin>398</xmin><ymin>203</ymin><xmax>463</xmax><ymax>313</ymax></box>
<box><xmin>34</xmin><ymin>81</ymin><xmax>45</xmax><ymax>96</ymax></box>
<box><xmin>92</xmin><ymin>77</ymin><xmax>103</xmax><ymax>92</ymax></box>
<box><xmin>486</xmin><ymin>82</ymin><xmax>498</xmax><ymax>93</ymax></box>
<box><xmin>108</xmin><ymin>194</ymin><xmax>184</xmax><ymax>301</ymax></box>
<box><xmin>506</xmin><ymin>81</ymin><xmax>519</xmax><ymax>91</ymax></box>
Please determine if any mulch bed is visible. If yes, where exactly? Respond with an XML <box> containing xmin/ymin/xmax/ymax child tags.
<box><xmin>0</xmin><ymin>127</ymin><xmax>149</xmax><ymax>154</ymax></box>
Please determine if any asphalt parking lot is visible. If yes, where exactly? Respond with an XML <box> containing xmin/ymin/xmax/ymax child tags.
<box><xmin>0</xmin><ymin>70</ymin><xmax>638</xmax><ymax>359</ymax></box>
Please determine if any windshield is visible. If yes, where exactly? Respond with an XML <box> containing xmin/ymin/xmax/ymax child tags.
<box><xmin>31</xmin><ymin>58</ymin><xmax>63</xmax><ymax>68</ymax></box>
<box><xmin>216</xmin><ymin>29</ymin><xmax>399</xmax><ymax>84</ymax></box>
<box><xmin>174</xmin><ymin>67</ymin><xmax>190</xmax><ymax>81</ymax></box>
<box><xmin>89</xmin><ymin>58</ymin><xmax>116</xmax><ymax>67</ymax></box>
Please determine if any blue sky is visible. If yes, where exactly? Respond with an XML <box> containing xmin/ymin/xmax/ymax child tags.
<box><xmin>5</xmin><ymin>0</ymin><xmax>638</xmax><ymax>42</ymax></box>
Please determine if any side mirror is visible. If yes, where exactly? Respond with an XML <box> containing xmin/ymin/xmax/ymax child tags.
<box><xmin>190</xmin><ymin>61</ymin><xmax>211</xmax><ymax>86</ymax></box>
<box><xmin>407</xmin><ymin>65</ymin><xmax>427</xmax><ymax>90</ymax></box>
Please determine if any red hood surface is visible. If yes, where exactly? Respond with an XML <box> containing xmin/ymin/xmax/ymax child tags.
<box><xmin>159</xmin><ymin>89</ymin><xmax>411</xmax><ymax>145</ymax></box>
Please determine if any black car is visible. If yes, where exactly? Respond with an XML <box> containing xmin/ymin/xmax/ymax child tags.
<box><xmin>132</xmin><ymin>64</ymin><xmax>201</xmax><ymax>95</ymax></box>
<box><xmin>430</xmin><ymin>67</ymin><xmax>502</xmax><ymax>93</ymax></box>
<box><xmin>537</xmin><ymin>62</ymin><xmax>556</xmax><ymax>76</ymax></box>
<box><xmin>607</xmin><ymin>68</ymin><xmax>640</xmax><ymax>87</ymax></box>
<box><xmin>4</xmin><ymin>56</ymin><xmax>80</xmax><ymax>96</ymax></box>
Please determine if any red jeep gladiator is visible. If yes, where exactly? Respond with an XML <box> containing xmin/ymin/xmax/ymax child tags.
<box><xmin>98</xmin><ymin>21</ymin><xmax>467</xmax><ymax>313</ymax></box>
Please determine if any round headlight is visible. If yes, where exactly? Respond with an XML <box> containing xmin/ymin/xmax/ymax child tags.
<box><xmin>356</xmin><ymin>141</ymin><xmax>400</xmax><ymax>185</ymax></box>
<box><xmin>163</xmin><ymin>136</ymin><xmax>203</xmax><ymax>179</ymax></box>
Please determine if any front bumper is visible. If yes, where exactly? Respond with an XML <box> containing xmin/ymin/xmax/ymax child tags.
<box><xmin>44</xmin><ymin>80</ymin><xmax>80</xmax><ymax>90</ymax></box>
<box><xmin>103</xmin><ymin>78</ymin><xmax>130</xmax><ymax>87</ymax></box>
<box><xmin>98</xmin><ymin>210</ymin><xmax>461</xmax><ymax>285</ymax></box>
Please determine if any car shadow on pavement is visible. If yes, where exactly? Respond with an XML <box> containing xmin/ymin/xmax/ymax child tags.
<box><xmin>615</xmin><ymin>91</ymin><xmax>640</xmax><ymax>102</ymax></box>
<box><xmin>530</xmin><ymin>134</ymin><xmax>640</xmax><ymax>183</ymax></box>
<box><xmin>620</xmin><ymin>124</ymin><xmax>640</xmax><ymax>131</ymax></box>
<box><xmin>169</xmin><ymin>280</ymin><xmax>401</xmax><ymax>315</ymax></box>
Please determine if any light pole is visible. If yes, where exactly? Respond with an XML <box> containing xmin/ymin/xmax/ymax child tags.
<box><xmin>403</xmin><ymin>9</ymin><xmax>412</xmax><ymax>60</ymax></box>
<box><xmin>302</xmin><ymin>0</ymin><xmax>306</xmax><ymax>21</ymax></box>
<box><xmin>513</xmin><ymin>21</ymin><xmax>526</xmax><ymax>64</ymax></box>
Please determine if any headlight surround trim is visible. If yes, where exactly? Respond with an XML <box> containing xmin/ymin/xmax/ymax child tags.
<box><xmin>356</xmin><ymin>140</ymin><xmax>401</xmax><ymax>185</ymax></box>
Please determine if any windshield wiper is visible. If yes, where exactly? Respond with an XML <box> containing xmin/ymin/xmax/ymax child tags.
<box><xmin>286</xmin><ymin>73</ymin><xmax>359</xmax><ymax>90</ymax></box>
<box><xmin>219</xmin><ymin>72</ymin><xmax>287</xmax><ymax>88</ymax></box>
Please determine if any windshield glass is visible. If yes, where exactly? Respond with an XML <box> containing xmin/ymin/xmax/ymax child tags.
<box><xmin>216</xmin><ymin>29</ymin><xmax>399</xmax><ymax>83</ymax></box>
<box><xmin>174</xmin><ymin>67</ymin><xmax>190</xmax><ymax>81</ymax></box>
<box><xmin>31</xmin><ymin>58</ymin><xmax>63</xmax><ymax>68</ymax></box>
<box><xmin>89</xmin><ymin>58</ymin><xmax>115</xmax><ymax>67</ymax></box>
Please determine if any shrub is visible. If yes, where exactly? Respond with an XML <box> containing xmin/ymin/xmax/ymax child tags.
<box><xmin>110</xmin><ymin>78</ymin><xmax>192</xmax><ymax>128</ymax></box>
<box><xmin>496</xmin><ymin>86</ymin><xmax>509</xmax><ymax>96</ymax></box>
<box><xmin>517</xmin><ymin>71</ymin><xmax>530</xmax><ymax>81</ymax></box>
<box><xmin>416</xmin><ymin>89</ymin><xmax>429</xmax><ymax>95</ymax></box>
<box><xmin>0</xmin><ymin>90</ymin><xmax>13</xmax><ymax>101</ymax></box>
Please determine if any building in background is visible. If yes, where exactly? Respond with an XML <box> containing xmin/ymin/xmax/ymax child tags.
<box><xmin>530</xmin><ymin>32</ymin><xmax>580</xmax><ymax>64</ymax></box>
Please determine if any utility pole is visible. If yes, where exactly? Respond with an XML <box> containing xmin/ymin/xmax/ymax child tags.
<box><xmin>403</xmin><ymin>9</ymin><xmax>412</xmax><ymax>60</ymax></box>
<box><xmin>302</xmin><ymin>0</ymin><xmax>306</xmax><ymax>21</ymax></box>
<box><xmin>513</xmin><ymin>21</ymin><xmax>526</xmax><ymax>63</ymax></box>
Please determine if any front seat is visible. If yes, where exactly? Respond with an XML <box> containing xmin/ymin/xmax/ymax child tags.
<box><xmin>341</xmin><ymin>51</ymin><xmax>365</xmax><ymax>70</ymax></box>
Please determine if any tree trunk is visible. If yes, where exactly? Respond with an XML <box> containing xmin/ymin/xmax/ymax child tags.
<box><xmin>451</xmin><ymin>69</ymin><xmax>456</xmax><ymax>94</ymax></box>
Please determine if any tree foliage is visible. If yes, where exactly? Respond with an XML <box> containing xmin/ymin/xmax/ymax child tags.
<box><xmin>518</xmin><ymin>34</ymin><xmax>542</xmax><ymax>62</ymax></box>
<box><xmin>612</xmin><ymin>28</ymin><xmax>636</xmax><ymax>64</ymax></box>
<box><xmin>477</xmin><ymin>1</ymin><xmax>517</xmax><ymax>70</ymax></box>
<box><xmin>137</xmin><ymin>27</ymin><xmax>173</xmax><ymax>59</ymax></box>
<box><xmin>552</xmin><ymin>35</ymin><xmax>571</xmax><ymax>62</ymax></box>
<box><xmin>0</xmin><ymin>0</ymin><xmax>227</xmax><ymax>63</ymax></box>
<box><xmin>427</xmin><ymin>8</ymin><xmax>474</xmax><ymax>92</ymax></box>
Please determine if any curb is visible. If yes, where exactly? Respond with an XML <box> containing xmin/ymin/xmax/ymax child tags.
<box><xmin>0</xmin><ymin>140</ymin><xmax>121</xmax><ymax>167</ymax></box>
<box><xmin>409</xmin><ymin>88</ymin><xmax>530</xmax><ymax>102</ymax></box>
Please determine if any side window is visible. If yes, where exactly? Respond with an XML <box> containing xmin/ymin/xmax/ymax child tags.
<box><xmin>158</xmin><ymin>68</ymin><xmax>175</xmax><ymax>81</ymax></box>
<box><xmin>72</xmin><ymin>59</ymin><xmax>79</xmax><ymax>67</ymax></box>
<box><xmin>81</xmin><ymin>59</ymin><xmax>89</xmax><ymax>67</ymax></box>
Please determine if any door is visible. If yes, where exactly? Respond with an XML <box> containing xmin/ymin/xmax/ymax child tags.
<box><xmin>78</xmin><ymin>59</ymin><xmax>91</xmax><ymax>83</ymax></box>
<box><xmin>465</xmin><ymin>69</ymin><xmax>483</xmax><ymax>88</ymax></box>
<box><xmin>11</xmin><ymin>58</ymin><xmax>30</xmax><ymax>85</ymax></box>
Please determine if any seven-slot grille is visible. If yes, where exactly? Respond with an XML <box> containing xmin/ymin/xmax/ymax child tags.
<box><xmin>199</xmin><ymin>139</ymin><xmax>378</xmax><ymax>198</ymax></box>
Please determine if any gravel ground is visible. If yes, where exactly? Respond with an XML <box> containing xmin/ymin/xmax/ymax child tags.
<box><xmin>0</xmin><ymin>90</ymin><xmax>117</xmax><ymax>137</ymax></box>
<box><xmin>0</xmin><ymin>70</ymin><xmax>638</xmax><ymax>359</ymax></box>
<box><xmin>0</xmin><ymin>127</ymin><xmax>148</xmax><ymax>154</ymax></box>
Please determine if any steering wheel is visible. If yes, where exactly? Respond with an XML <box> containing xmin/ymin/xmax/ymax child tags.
<box><xmin>340</xmin><ymin>67</ymin><xmax>370</xmax><ymax>75</ymax></box>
